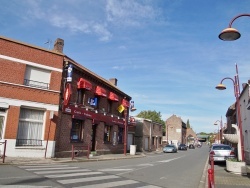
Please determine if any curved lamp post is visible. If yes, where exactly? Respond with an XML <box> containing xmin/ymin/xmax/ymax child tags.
<box><xmin>214</xmin><ymin>117</ymin><xmax>223</xmax><ymax>144</ymax></box>
<box><xmin>217</xmin><ymin>13</ymin><xmax>250</xmax><ymax>161</ymax></box>
<box><xmin>219</xmin><ymin>14</ymin><xmax>250</xmax><ymax>41</ymax></box>
<box><xmin>215</xmin><ymin>65</ymin><xmax>244</xmax><ymax>161</ymax></box>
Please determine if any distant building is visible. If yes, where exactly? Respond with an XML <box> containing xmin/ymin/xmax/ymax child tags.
<box><xmin>186</xmin><ymin>128</ymin><xmax>197</xmax><ymax>145</ymax></box>
<box><xmin>133</xmin><ymin>117</ymin><xmax>163</xmax><ymax>152</ymax></box>
<box><xmin>164</xmin><ymin>114</ymin><xmax>187</xmax><ymax>147</ymax></box>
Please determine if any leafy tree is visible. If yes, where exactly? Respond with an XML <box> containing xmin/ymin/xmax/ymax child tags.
<box><xmin>136</xmin><ymin>110</ymin><xmax>165</xmax><ymax>134</ymax></box>
<box><xmin>186</xmin><ymin>119</ymin><xmax>191</xmax><ymax>128</ymax></box>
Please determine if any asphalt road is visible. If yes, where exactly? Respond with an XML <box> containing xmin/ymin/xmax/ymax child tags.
<box><xmin>0</xmin><ymin>145</ymin><xmax>209</xmax><ymax>188</ymax></box>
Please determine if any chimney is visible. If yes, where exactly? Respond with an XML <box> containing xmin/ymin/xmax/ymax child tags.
<box><xmin>109</xmin><ymin>78</ymin><xmax>118</xmax><ymax>86</ymax></box>
<box><xmin>53</xmin><ymin>38</ymin><xmax>64</xmax><ymax>53</ymax></box>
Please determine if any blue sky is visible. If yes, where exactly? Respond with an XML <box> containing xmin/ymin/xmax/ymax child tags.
<box><xmin>1</xmin><ymin>0</ymin><xmax>250</xmax><ymax>134</ymax></box>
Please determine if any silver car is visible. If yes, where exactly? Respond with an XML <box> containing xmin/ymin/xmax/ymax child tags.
<box><xmin>163</xmin><ymin>144</ymin><xmax>178</xmax><ymax>153</ymax></box>
<box><xmin>209</xmin><ymin>144</ymin><xmax>235</xmax><ymax>163</ymax></box>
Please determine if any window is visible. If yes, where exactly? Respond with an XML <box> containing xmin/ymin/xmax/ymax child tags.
<box><xmin>0</xmin><ymin>116</ymin><xmax>4</xmax><ymax>140</ymax></box>
<box><xmin>16</xmin><ymin>108</ymin><xmax>44</xmax><ymax>146</ymax></box>
<box><xmin>70</xmin><ymin>119</ymin><xmax>83</xmax><ymax>142</ymax></box>
<box><xmin>118</xmin><ymin>127</ymin><xmax>123</xmax><ymax>144</ymax></box>
<box><xmin>104</xmin><ymin>125</ymin><xmax>112</xmax><ymax>142</ymax></box>
<box><xmin>24</xmin><ymin>66</ymin><xmax>51</xmax><ymax>89</ymax></box>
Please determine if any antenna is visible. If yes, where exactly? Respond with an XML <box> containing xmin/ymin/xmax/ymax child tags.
<box><xmin>44</xmin><ymin>39</ymin><xmax>52</xmax><ymax>50</ymax></box>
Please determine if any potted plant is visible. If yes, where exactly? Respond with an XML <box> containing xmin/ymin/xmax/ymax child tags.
<box><xmin>226</xmin><ymin>158</ymin><xmax>247</xmax><ymax>175</ymax></box>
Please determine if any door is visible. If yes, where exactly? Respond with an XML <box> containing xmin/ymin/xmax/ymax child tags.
<box><xmin>144</xmin><ymin>137</ymin><xmax>149</xmax><ymax>151</ymax></box>
<box><xmin>127</xmin><ymin>133</ymin><xmax>133</xmax><ymax>150</ymax></box>
<box><xmin>91</xmin><ymin>124</ymin><xmax>97</xmax><ymax>151</ymax></box>
<box><xmin>0</xmin><ymin>115</ymin><xmax>5</xmax><ymax>140</ymax></box>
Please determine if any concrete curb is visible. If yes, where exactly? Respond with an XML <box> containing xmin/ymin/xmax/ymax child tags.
<box><xmin>198</xmin><ymin>156</ymin><xmax>209</xmax><ymax>188</ymax></box>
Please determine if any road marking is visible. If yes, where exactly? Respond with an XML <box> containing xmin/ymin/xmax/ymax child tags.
<box><xmin>137</xmin><ymin>163</ymin><xmax>154</xmax><ymax>166</ymax></box>
<box><xmin>34</xmin><ymin>168</ymin><xmax>90</xmax><ymax>175</ymax></box>
<box><xmin>73</xmin><ymin>180</ymin><xmax>139</xmax><ymax>188</ymax></box>
<box><xmin>18</xmin><ymin>164</ymin><xmax>68</xmax><ymax>168</ymax></box>
<box><xmin>99</xmin><ymin>168</ymin><xmax>133</xmax><ymax>172</ymax></box>
<box><xmin>58</xmin><ymin>175</ymin><xmax>120</xmax><ymax>184</ymax></box>
<box><xmin>25</xmin><ymin>166</ymin><xmax>78</xmax><ymax>171</ymax></box>
<box><xmin>157</xmin><ymin>156</ymin><xmax>183</xmax><ymax>163</ymax></box>
<box><xmin>138</xmin><ymin>185</ymin><xmax>162</xmax><ymax>188</ymax></box>
<box><xmin>45</xmin><ymin>171</ymin><xmax>103</xmax><ymax>178</ymax></box>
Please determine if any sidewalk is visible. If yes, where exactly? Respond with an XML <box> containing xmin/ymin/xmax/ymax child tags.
<box><xmin>0</xmin><ymin>152</ymin><xmax>147</xmax><ymax>165</ymax></box>
<box><xmin>204</xmin><ymin>158</ymin><xmax>250</xmax><ymax>188</ymax></box>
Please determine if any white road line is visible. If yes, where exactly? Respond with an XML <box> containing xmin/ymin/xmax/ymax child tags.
<box><xmin>58</xmin><ymin>175</ymin><xmax>120</xmax><ymax>184</ymax></box>
<box><xmin>137</xmin><ymin>185</ymin><xmax>162</xmax><ymax>188</ymax></box>
<box><xmin>73</xmin><ymin>180</ymin><xmax>139</xmax><ymax>188</ymax></box>
<box><xmin>0</xmin><ymin>186</ymin><xmax>52</xmax><ymax>188</ymax></box>
<box><xmin>18</xmin><ymin>164</ymin><xmax>69</xmax><ymax>168</ymax></box>
<box><xmin>34</xmin><ymin>169</ymin><xmax>91</xmax><ymax>175</ymax></box>
<box><xmin>45</xmin><ymin>171</ymin><xmax>103</xmax><ymax>178</ymax></box>
<box><xmin>25</xmin><ymin>166</ymin><xmax>79</xmax><ymax>171</ymax></box>
<box><xmin>98</xmin><ymin>168</ymin><xmax>133</xmax><ymax>172</ymax></box>
<box><xmin>137</xmin><ymin>164</ymin><xmax>154</xmax><ymax>166</ymax></box>
<box><xmin>157</xmin><ymin>156</ymin><xmax>183</xmax><ymax>163</ymax></box>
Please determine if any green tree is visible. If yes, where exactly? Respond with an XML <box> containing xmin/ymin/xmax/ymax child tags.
<box><xmin>136</xmin><ymin>110</ymin><xmax>166</xmax><ymax>134</ymax></box>
<box><xmin>186</xmin><ymin>119</ymin><xmax>191</xmax><ymax>128</ymax></box>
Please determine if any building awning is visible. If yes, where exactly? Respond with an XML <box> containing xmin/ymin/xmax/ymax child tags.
<box><xmin>95</xmin><ymin>86</ymin><xmax>107</xmax><ymax>97</ymax></box>
<box><xmin>109</xmin><ymin>92</ymin><xmax>119</xmax><ymax>101</ymax></box>
<box><xmin>122</xmin><ymin>99</ymin><xmax>130</xmax><ymax>107</ymax></box>
<box><xmin>77</xmin><ymin>78</ymin><xmax>92</xmax><ymax>90</ymax></box>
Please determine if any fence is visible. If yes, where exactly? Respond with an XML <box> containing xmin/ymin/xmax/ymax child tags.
<box><xmin>208</xmin><ymin>155</ymin><xmax>215</xmax><ymax>188</ymax></box>
<box><xmin>71</xmin><ymin>144</ymin><xmax>90</xmax><ymax>160</ymax></box>
<box><xmin>0</xmin><ymin>140</ymin><xmax>7</xmax><ymax>163</ymax></box>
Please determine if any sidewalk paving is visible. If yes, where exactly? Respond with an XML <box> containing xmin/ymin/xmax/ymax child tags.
<box><xmin>204</xmin><ymin>159</ymin><xmax>250</xmax><ymax>188</ymax></box>
<box><xmin>0</xmin><ymin>152</ymin><xmax>147</xmax><ymax>165</ymax></box>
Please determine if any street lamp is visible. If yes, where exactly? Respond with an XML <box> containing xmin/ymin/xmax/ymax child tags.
<box><xmin>215</xmin><ymin>64</ymin><xmax>244</xmax><ymax>161</ymax></box>
<box><xmin>214</xmin><ymin>116</ymin><xmax>223</xmax><ymax>144</ymax></box>
<box><xmin>218</xmin><ymin>14</ymin><xmax>250</xmax><ymax>41</ymax></box>
<box><xmin>217</xmin><ymin>13</ymin><xmax>250</xmax><ymax>161</ymax></box>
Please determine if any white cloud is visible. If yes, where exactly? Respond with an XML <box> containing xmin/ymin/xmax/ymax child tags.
<box><xmin>106</xmin><ymin>0</ymin><xmax>160</xmax><ymax>27</ymax></box>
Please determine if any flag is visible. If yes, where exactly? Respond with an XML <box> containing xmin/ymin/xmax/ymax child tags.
<box><xmin>117</xmin><ymin>104</ymin><xmax>125</xmax><ymax>113</ymax></box>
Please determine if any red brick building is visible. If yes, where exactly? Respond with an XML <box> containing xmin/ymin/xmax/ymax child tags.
<box><xmin>0</xmin><ymin>36</ymin><xmax>63</xmax><ymax>157</ymax></box>
<box><xmin>56</xmin><ymin>57</ymin><xmax>133</xmax><ymax>157</ymax></box>
<box><xmin>0</xmin><ymin>36</ymin><xmax>134</xmax><ymax>158</ymax></box>
<box><xmin>165</xmin><ymin>114</ymin><xmax>187</xmax><ymax>146</ymax></box>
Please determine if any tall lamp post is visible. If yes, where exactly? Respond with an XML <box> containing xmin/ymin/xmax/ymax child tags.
<box><xmin>215</xmin><ymin>65</ymin><xmax>244</xmax><ymax>161</ymax></box>
<box><xmin>217</xmin><ymin>13</ymin><xmax>250</xmax><ymax>161</ymax></box>
<box><xmin>214</xmin><ymin>116</ymin><xmax>223</xmax><ymax>144</ymax></box>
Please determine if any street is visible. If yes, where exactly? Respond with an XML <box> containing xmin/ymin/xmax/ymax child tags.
<box><xmin>0</xmin><ymin>145</ymin><xmax>209</xmax><ymax>188</ymax></box>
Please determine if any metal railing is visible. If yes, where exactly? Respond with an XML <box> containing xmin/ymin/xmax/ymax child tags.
<box><xmin>16</xmin><ymin>139</ymin><xmax>42</xmax><ymax>146</ymax></box>
<box><xmin>24</xmin><ymin>79</ymin><xmax>49</xmax><ymax>89</ymax></box>
<box><xmin>0</xmin><ymin>140</ymin><xmax>7</xmax><ymax>163</ymax></box>
<box><xmin>208</xmin><ymin>155</ymin><xmax>215</xmax><ymax>188</ymax></box>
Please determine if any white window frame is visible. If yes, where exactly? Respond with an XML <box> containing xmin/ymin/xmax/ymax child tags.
<box><xmin>24</xmin><ymin>66</ymin><xmax>51</xmax><ymax>89</ymax></box>
<box><xmin>16</xmin><ymin>108</ymin><xmax>45</xmax><ymax>146</ymax></box>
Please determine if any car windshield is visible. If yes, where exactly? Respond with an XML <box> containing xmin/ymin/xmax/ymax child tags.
<box><xmin>212</xmin><ymin>145</ymin><xmax>231</xmax><ymax>150</ymax></box>
<box><xmin>165</xmin><ymin>145</ymin><xmax>174</xmax><ymax>148</ymax></box>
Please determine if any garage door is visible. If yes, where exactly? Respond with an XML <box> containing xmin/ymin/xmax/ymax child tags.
<box><xmin>127</xmin><ymin>134</ymin><xmax>133</xmax><ymax>150</ymax></box>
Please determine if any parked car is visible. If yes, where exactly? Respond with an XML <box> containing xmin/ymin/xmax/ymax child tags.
<box><xmin>209</xmin><ymin>144</ymin><xmax>235</xmax><ymax>164</ymax></box>
<box><xmin>178</xmin><ymin>144</ymin><xmax>187</xmax><ymax>150</ymax></box>
<box><xmin>163</xmin><ymin>144</ymin><xmax>178</xmax><ymax>153</ymax></box>
<box><xmin>189</xmin><ymin>144</ymin><xmax>195</xmax><ymax>149</ymax></box>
